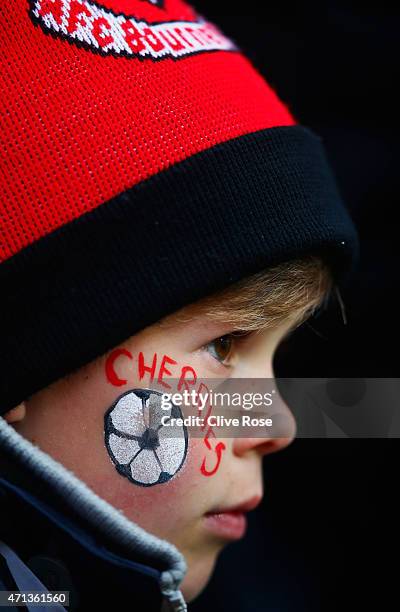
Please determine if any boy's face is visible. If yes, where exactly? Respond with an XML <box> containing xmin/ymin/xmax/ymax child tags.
<box><xmin>10</xmin><ymin>304</ymin><xmax>298</xmax><ymax>602</ymax></box>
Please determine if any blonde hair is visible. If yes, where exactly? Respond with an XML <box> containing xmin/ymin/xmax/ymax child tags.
<box><xmin>168</xmin><ymin>255</ymin><xmax>334</xmax><ymax>334</ymax></box>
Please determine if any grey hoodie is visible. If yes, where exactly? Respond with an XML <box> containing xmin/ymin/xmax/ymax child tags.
<box><xmin>0</xmin><ymin>416</ymin><xmax>187</xmax><ymax>612</ymax></box>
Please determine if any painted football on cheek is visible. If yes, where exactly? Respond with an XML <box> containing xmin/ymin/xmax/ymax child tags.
<box><xmin>104</xmin><ymin>389</ymin><xmax>188</xmax><ymax>486</ymax></box>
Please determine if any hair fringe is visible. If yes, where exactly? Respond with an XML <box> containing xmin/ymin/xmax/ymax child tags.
<box><xmin>167</xmin><ymin>255</ymin><xmax>334</xmax><ymax>333</ymax></box>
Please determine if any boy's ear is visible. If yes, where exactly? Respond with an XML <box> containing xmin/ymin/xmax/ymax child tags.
<box><xmin>3</xmin><ymin>402</ymin><xmax>26</xmax><ymax>423</ymax></box>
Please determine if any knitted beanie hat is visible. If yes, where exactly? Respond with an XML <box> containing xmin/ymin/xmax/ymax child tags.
<box><xmin>0</xmin><ymin>0</ymin><xmax>359</xmax><ymax>415</ymax></box>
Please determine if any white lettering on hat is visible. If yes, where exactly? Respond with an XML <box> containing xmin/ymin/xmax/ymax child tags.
<box><xmin>29</xmin><ymin>0</ymin><xmax>239</xmax><ymax>60</ymax></box>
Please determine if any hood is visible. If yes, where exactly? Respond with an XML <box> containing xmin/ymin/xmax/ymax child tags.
<box><xmin>0</xmin><ymin>416</ymin><xmax>187</xmax><ymax>611</ymax></box>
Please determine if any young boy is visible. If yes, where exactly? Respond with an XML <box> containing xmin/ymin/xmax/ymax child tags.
<box><xmin>0</xmin><ymin>1</ymin><xmax>359</xmax><ymax>610</ymax></box>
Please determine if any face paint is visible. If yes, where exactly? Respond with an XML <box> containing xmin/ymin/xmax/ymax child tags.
<box><xmin>104</xmin><ymin>388</ymin><xmax>188</xmax><ymax>487</ymax></box>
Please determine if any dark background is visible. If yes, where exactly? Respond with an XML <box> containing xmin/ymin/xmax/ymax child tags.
<box><xmin>190</xmin><ymin>2</ymin><xmax>398</xmax><ymax>610</ymax></box>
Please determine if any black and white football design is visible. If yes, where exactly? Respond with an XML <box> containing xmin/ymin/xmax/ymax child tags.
<box><xmin>104</xmin><ymin>388</ymin><xmax>188</xmax><ymax>487</ymax></box>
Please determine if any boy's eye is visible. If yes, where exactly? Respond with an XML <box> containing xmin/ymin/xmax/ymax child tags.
<box><xmin>204</xmin><ymin>334</ymin><xmax>234</xmax><ymax>365</ymax></box>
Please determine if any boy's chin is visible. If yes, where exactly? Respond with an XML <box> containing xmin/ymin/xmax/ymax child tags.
<box><xmin>180</xmin><ymin>551</ymin><xmax>219</xmax><ymax>603</ymax></box>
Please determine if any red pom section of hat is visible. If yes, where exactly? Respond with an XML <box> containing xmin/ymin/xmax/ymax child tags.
<box><xmin>1</xmin><ymin>0</ymin><xmax>295</xmax><ymax>263</ymax></box>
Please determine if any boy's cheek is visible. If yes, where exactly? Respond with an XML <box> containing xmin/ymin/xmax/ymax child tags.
<box><xmin>19</xmin><ymin>358</ymin><xmax>224</xmax><ymax>526</ymax></box>
<box><xmin>96</xmin><ymin>437</ymin><xmax>208</xmax><ymax>529</ymax></box>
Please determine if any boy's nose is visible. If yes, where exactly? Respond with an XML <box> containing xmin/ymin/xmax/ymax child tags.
<box><xmin>233</xmin><ymin>432</ymin><xmax>294</xmax><ymax>458</ymax></box>
<box><xmin>232</xmin><ymin>395</ymin><xmax>297</xmax><ymax>458</ymax></box>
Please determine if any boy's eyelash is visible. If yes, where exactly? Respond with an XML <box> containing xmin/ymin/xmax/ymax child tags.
<box><xmin>229</xmin><ymin>329</ymin><xmax>252</xmax><ymax>338</ymax></box>
<box><xmin>201</xmin><ymin>330</ymin><xmax>252</xmax><ymax>367</ymax></box>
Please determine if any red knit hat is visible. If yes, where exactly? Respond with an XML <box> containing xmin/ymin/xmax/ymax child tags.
<box><xmin>0</xmin><ymin>0</ymin><xmax>359</xmax><ymax>414</ymax></box>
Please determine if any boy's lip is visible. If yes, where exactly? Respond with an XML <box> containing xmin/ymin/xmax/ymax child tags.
<box><xmin>203</xmin><ymin>495</ymin><xmax>262</xmax><ymax>540</ymax></box>
<box><xmin>205</xmin><ymin>493</ymin><xmax>262</xmax><ymax>515</ymax></box>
